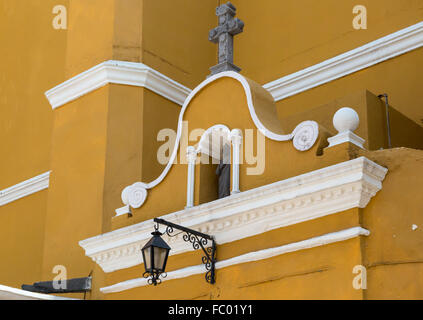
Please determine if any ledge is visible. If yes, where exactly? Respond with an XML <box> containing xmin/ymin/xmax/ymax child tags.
<box><xmin>45</xmin><ymin>60</ymin><xmax>192</xmax><ymax>109</ymax></box>
<box><xmin>0</xmin><ymin>285</ymin><xmax>76</xmax><ymax>300</ymax></box>
<box><xmin>0</xmin><ymin>172</ymin><xmax>51</xmax><ymax>207</ymax></box>
<box><xmin>45</xmin><ymin>22</ymin><xmax>423</xmax><ymax>111</ymax></box>
<box><xmin>100</xmin><ymin>226</ymin><xmax>370</xmax><ymax>293</ymax></box>
<box><xmin>263</xmin><ymin>21</ymin><xmax>423</xmax><ymax>101</ymax></box>
<box><xmin>79</xmin><ymin>157</ymin><xmax>387</xmax><ymax>273</ymax></box>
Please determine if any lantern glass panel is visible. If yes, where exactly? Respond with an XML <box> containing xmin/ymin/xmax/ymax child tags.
<box><xmin>143</xmin><ymin>246</ymin><xmax>152</xmax><ymax>271</ymax></box>
<box><xmin>154</xmin><ymin>246</ymin><xmax>169</xmax><ymax>271</ymax></box>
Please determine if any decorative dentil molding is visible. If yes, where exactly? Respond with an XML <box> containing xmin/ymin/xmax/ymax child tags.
<box><xmin>45</xmin><ymin>60</ymin><xmax>192</xmax><ymax>109</ymax></box>
<box><xmin>79</xmin><ymin>157</ymin><xmax>387</xmax><ymax>273</ymax></box>
<box><xmin>0</xmin><ymin>172</ymin><xmax>51</xmax><ymax>207</ymax></box>
<box><xmin>263</xmin><ymin>21</ymin><xmax>423</xmax><ymax>101</ymax></box>
<box><xmin>100</xmin><ymin>226</ymin><xmax>370</xmax><ymax>293</ymax></box>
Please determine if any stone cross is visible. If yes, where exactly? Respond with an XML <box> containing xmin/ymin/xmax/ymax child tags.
<box><xmin>209</xmin><ymin>2</ymin><xmax>244</xmax><ymax>76</ymax></box>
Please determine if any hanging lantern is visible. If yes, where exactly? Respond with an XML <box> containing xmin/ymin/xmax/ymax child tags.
<box><xmin>141</xmin><ymin>229</ymin><xmax>171</xmax><ymax>286</ymax></box>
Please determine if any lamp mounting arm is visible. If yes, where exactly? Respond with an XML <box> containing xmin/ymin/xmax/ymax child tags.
<box><xmin>153</xmin><ymin>218</ymin><xmax>216</xmax><ymax>284</ymax></box>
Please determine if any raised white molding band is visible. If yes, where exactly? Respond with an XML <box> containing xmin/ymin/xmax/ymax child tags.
<box><xmin>79</xmin><ymin>157</ymin><xmax>387</xmax><ymax>273</ymax></box>
<box><xmin>0</xmin><ymin>172</ymin><xmax>51</xmax><ymax>206</ymax></box>
<box><xmin>263</xmin><ymin>21</ymin><xmax>423</xmax><ymax>101</ymax></box>
<box><xmin>45</xmin><ymin>22</ymin><xmax>423</xmax><ymax>109</ymax></box>
<box><xmin>100</xmin><ymin>226</ymin><xmax>370</xmax><ymax>293</ymax></box>
<box><xmin>45</xmin><ymin>60</ymin><xmax>192</xmax><ymax>109</ymax></box>
<box><xmin>0</xmin><ymin>285</ymin><xmax>76</xmax><ymax>300</ymax></box>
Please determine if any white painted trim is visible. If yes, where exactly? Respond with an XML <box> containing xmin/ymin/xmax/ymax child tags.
<box><xmin>263</xmin><ymin>21</ymin><xmax>423</xmax><ymax>101</ymax></box>
<box><xmin>328</xmin><ymin>130</ymin><xmax>365</xmax><ymax>149</ymax></box>
<box><xmin>45</xmin><ymin>22</ymin><xmax>423</xmax><ymax>109</ymax></box>
<box><xmin>0</xmin><ymin>285</ymin><xmax>77</xmax><ymax>300</ymax></box>
<box><xmin>115</xmin><ymin>205</ymin><xmax>131</xmax><ymax>217</ymax></box>
<box><xmin>80</xmin><ymin>157</ymin><xmax>387</xmax><ymax>273</ymax></box>
<box><xmin>0</xmin><ymin>172</ymin><xmax>51</xmax><ymax>206</ymax></box>
<box><xmin>100</xmin><ymin>226</ymin><xmax>370</xmax><ymax>293</ymax></box>
<box><xmin>45</xmin><ymin>60</ymin><xmax>192</xmax><ymax>109</ymax></box>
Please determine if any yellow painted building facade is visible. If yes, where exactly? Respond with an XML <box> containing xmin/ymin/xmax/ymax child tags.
<box><xmin>1</xmin><ymin>0</ymin><xmax>423</xmax><ymax>300</ymax></box>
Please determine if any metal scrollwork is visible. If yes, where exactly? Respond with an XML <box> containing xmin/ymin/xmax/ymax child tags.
<box><xmin>143</xmin><ymin>271</ymin><xmax>167</xmax><ymax>286</ymax></box>
<box><xmin>155</xmin><ymin>218</ymin><xmax>217</xmax><ymax>284</ymax></box>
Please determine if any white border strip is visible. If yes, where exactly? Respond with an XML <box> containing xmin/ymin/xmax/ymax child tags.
<box><xmin>264</xmin><ymin>21</ymin><xmax>423</xmax><ymax>101</ymax></box>
<box><xmin>0</xmin><ymin>285</ymin><xmax>77</xmax><ymax>300</ymax></box>
<box><xmin>45</xmin><ymin>60</ymin><xmax>192</xmax><ymax>109</ymax></box>
<box><xmin>44</xmin><ymin>22</ymin><xmax>423</xmax><ymax>109</ymax></box>
<box><xmin>101</xmin><ymin>226</ymin><xmax>369</xmax><ymax>293</ymax></box>
<box><xmin>0</xmin><ymin>172</ymin><xmax>51</xmax><ymax>206</ymax></box>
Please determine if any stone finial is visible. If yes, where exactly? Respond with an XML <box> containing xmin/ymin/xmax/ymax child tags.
<box><xmin>208</xmin><ymin>2</ymin><xmax>244</xmax><ymax>76</ymax></box>
<box><xmin>327</xmin><ymin>107</ymin><xmax>365</xmax><ymax>148</ymax></box>
<box><xmin>333</xmin><ymin>107</ymin><xmax>360</xmax><ymax>133</ymax></box>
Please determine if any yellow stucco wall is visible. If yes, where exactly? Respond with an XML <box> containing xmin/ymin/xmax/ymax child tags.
<box><xmin>359</xmin><ymin>148</ymin><xmax>423</xmax><ymax>299</ymax></box>
<box><xmin>0</xmin><ymin>0</ymin><xmax>67</xmax><ymax>289</ymax></box>
<box><xmin>1</xmin><ymin>0</ymin><xmax>423</xmax><ymax>300</ymax></box>
<box><xmin>104</xmin><ymin>147</ymin><xmax>423</xmax><ymax>300</ymax></box>
<box><xmin>0</xmin><ymin>0</ymin><xmax>67</xmax><ymax>187</ymax></box>
<box><xmin>0</xmin><ymin>191</ymin><xmax>48</xmax><ymax>288</ymax></box>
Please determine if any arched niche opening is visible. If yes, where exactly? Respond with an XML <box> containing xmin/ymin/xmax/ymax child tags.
<box><xmin>185</xmin><ymin>125</ymin><xmax>243</xmax><ymax>208</ymax></box>
<box><xmin>195</xmin><ymin>125</ymin><xmax>232</xmax><ymax>205</ymax></box>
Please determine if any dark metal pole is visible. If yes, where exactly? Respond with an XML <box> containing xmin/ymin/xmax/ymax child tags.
<box><xmin>378</xmin><ymin>94</ymin><xmax>392</xmax><ymax>149</ymax></box>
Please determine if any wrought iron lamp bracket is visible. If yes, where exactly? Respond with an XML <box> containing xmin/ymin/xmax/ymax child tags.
<box><xmin>154</xmin><ymin>218</ymin><xmax>217</xmax><ymax>284</ymax></box>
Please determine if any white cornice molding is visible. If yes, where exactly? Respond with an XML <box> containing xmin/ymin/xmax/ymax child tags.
<box><xmin>45</xmin><ymin>60</ymin><xmax>192</xmax><ymax>109</ymax></box>
<box><xmin>79</xmin><ymin>157</ymin><xmax>387</xmax><ymax>273</ymax></box>
<box><xmin>45</xmin><ymin>22</ymin><xmax>423</xmax><ymax>109</ymax></box>
<box><xmin>100</xmin><ymin>226</ymin><xmax>370</xmax><ymax>293</ymax></box>
<box><xmin>0</xmin><ymin>172</ymin><xmax>51</xmax><ymax>206</ymax></box>
<box><xmin>263</xmin><ymin>21</ymin><xmax>423</xmax><ymax>101</ymax></box>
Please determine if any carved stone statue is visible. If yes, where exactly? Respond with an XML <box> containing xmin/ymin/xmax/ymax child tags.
<box><xmin>216</xmin><ymin>161</ymin><xmax>231</xmax><ymax>199</ymax></box>
<box><xmin>216</xmin><ymin>144</ymin><xmax>231</xmax><ymax>199</ymax></box>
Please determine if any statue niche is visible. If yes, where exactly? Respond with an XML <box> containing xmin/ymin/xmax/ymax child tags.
<box><xmin>195</xmin><ymin>126</ymin><xmax>232</xmax><ymax>204</ymax></box>
<box><xmin>215</xmin><ymin>144</ymin><xmax>231</xmax><ymax>199</ymax></box>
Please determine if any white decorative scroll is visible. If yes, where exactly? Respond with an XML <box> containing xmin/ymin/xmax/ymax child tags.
<box><xmin>117</xmin><ymin>72</ymin><xmax>320</xmax><ymax>212</ymax></box>
<box><xmin>121</xmin><ymin>182</ymin><xmax>148</xmax><ymax>209</ymax></box>
<box><xmin>292</xmin><ymin>121</ymin><xmax>319</xmax><ymax>152</ymax></box>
